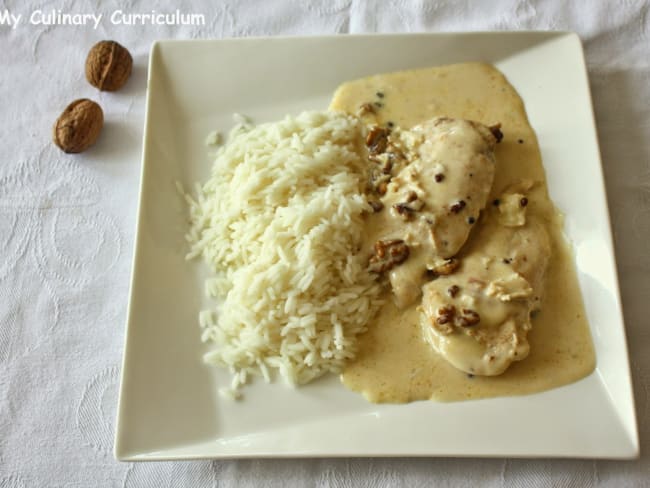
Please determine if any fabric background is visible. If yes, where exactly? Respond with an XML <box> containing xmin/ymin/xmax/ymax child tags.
<box><xmin>1</xmin><ymin>0</ymin><xmax>649</xmax><ymax>486</ymax></box>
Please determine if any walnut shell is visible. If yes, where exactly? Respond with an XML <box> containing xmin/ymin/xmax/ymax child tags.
<box><xmin>85</xmin><ymin>40</ymin><xmax>132</xmax><ymax>91</ymax></box>
<box><xmin>53</xmin><ymin>99</ymin><xmax>103</xmax><ymax>153</ymax></box>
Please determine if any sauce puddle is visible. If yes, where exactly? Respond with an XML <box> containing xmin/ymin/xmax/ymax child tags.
<box><xmin>329</xmin><ymin>63</ymin><xmax>596</xmax><ymax>403</ymax></box>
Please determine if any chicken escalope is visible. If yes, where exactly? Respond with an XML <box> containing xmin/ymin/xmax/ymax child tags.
<box><xmin>366</xmin><ymin>117</ymin><xmax>500</xmax><ymax>308</ymax></box>
<box><xmin>419</xmin><ymin>188</ymin><xmax>551</xmax><ymax>376</ymax></box>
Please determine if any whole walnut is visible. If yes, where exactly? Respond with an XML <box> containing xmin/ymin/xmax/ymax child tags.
<box><xmin>85</xmin><ymin>40</ymin><xmax>132</xmax><ymax>91</ymax></box>
<box><xmin>53</xmin><ymin>99</ymin><xmax>104</xmax><ymax>153</ymax></box>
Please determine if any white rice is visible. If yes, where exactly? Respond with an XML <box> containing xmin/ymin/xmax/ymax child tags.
<box><xmin>186</xmin><ymin>111</ymin><xmax>383</xmax><ymax>397</ymax></box>
<box><xmin>204</xmin><ymin>130</ymin><xmax>222</xmax><ymax>147</ymax></box>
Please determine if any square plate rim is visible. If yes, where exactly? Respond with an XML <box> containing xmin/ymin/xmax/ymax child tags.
<box><xmin>114</xmin><ymin>31</ymin><xmax>639</xmax><ymax>461</ymax></box>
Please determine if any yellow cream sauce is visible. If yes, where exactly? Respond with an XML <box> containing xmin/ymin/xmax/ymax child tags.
<box><xmin>329</xmin><ymin>63</ymin><xmax>596</xmax><ymax>402</ymax></box>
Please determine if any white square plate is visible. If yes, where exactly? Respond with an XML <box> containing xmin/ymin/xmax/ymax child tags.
<box><xmin>115</xmin><ymin>32</ymin><xmax>638</xmax><ymax>460</ymax></box>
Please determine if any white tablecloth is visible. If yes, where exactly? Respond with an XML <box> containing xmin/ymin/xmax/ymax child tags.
<box><xmin>1</xmin><ymin>0</ymin><xmax>648</xmax><ymax>486</ymax></box>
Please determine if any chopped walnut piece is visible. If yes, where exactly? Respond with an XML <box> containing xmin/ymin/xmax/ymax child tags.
<box><xmin>447</xmin><ymin>285</ymin><xmax>460</xmax><ymax>298</ymax></box>
<box><xmin>380</xmin><ymin>157</ymin><xmax>393</xmax><ymax>175</ymax></box>
<box><xmin>366</xmin><ymin>126</ymin><xmax>389</xmax><ymax>155</ymax></box>
<box><xmin>436</xmin><ymin>305</ymin><xmax>456</xmax><ymax>324</ymax></box>
<box><xmin>357</xmin><ymin>103</ymin><xmax>375</xmax><ymax>117</ymax></box>
<box><xmin>488</xmin><ymin>123</ymin><xmax>503</xmax><ymax>143</ymax></box>
<box><xmin>458</xmin><ymin>309</ymin><xmax>480</xmax><ymax>327</ymax></box>
<box><xmin>430</xmin><ymin>258</ymin><xmax>460</xmax><ymax>276</ymax></box>
<box><xmin>392</xmin><ymin>202</ymin><xmax>416</xmax><ymax>220</ymax></box>
<box><xmin>368</xmin><ymin>169</ymin><xmax>390</xmax><ymax>196</ymax></box>
<box><xmin>449</xmin><ymin>200</ymin><xmax>466</xmax><ymax>214</ymax></box>
<box><xmin>431</xmin><ymin>303</ymin><xmax>481</xmax><ymax>333</ymax></box>
<box><xmin>432</xmin><ymin>305</ymin><xmax>456</xmax><ymax>334</ymax></box>
<box><xmin>406</xmin><ymin>193</ymin><xmax>424</xmax><ymax>210</ymax></box>
<box><xmin>368</xmin><ymin>199</ymin><xmax>384</xmax><ymax>212</ymax></box>
<box><xmin>368</xmin><ymin>239</ymin><xmax>410</xmax><ymax>273</ymax></box>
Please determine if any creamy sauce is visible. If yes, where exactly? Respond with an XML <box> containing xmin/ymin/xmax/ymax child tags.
<box><xmin>329</xmin><ymin>63</ymin><xmax>596</xmax><ymax>403</ymax></box>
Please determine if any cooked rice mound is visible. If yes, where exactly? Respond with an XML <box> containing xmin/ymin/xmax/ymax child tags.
<box><xmin>186</xmin><ymin>111</ymin><xmax>383</xmax><ymax>397</ymax></box>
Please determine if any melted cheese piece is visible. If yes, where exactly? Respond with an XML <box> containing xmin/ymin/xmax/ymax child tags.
<box><xmin>330</xmin><ymin>63</ymin><xmax>596</xmax><ymax>403</ymax></box>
